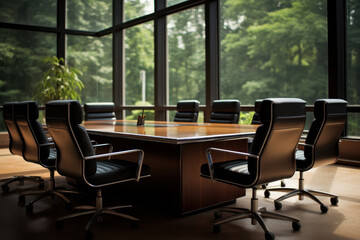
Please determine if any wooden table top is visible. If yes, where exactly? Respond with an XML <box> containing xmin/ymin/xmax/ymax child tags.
<box><xmin>84</xmin><ymin>120</ymin><xmax>258</xmax><ymax>144</ymax></box>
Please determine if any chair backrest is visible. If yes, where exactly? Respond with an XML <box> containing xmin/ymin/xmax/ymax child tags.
<box><xmin>251</xmin><ymin>99</ymin><xmax>262</xmax><ymax>125</ymax></box>
<box><xmin>249</xmin><ymin>98</ymin><xmax>306</xmax><ymax>185</ymax></box>
<box><xmin>14</xmin><ymin>101</ymin><xmax>50</xmax><ymax>165</ymax></box>
<box><xmin>2</xmin><ymin>102</ymin><xmax>23</xmax><ymax>156</ymax></box>
<box><xmin>174</xmin><ymin>100</ymin><xmax>199</xmax><ymax>122</ymax></box>
<box><xmin>301</xmin><ymin>99</ymin><xmax>347</xmax><ymax>170</ymax></box>
<box><xmin>84</xmin><ymin>102</ymin><xmax>116</xmax><ymax>121</ymax></box>
<box><xmin>46</xmin><ymin>100</ymin><xmax>96</xmax><ymax>180</ymax></box>
<box><xmin>210</xmin><ymin>99</ymin><xmax>240</xmax><ymax>124</ymax></box>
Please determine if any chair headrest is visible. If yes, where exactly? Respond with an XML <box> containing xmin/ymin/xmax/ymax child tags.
<box><xmin>254</xmin><ymin>99</ymin><xmax>263</xmax><ymax>113</ymax></box>
<box><xmin>84</xmin><ymin>102</ymin><xmax>115</xmax><ymax>113</ymax></box>
<box><xmin>2</xmin><ymin>102</ymin><xmax>16</xmax><ymax>119</ymax></box>
<box><xmin>177</xmin><ymin>100</ymin><xmax>199</xmax><ymax>112</ymax></box>
<box><xmin>20</xmin><ymin>101</ymin><xmax>39</xmax><ymax>120</ymax></box>
<box><xmin>212</xmin><ymin>100</ymin><xmax>240</xmax><ymax>113</ymax></box>
<box><xmin>46</xmin><ymin>100</ymin><xmax>83</xmax><ymax>124</ymax></box>
<box><xmin>314</xmin><ymin>99</ymin><xmax>347</xmax><ymax>120</ymax></box>
<box><xmin>260</xmin><ymin>98</ymin><xmax>307</xmax><ymax>125</ymax></box>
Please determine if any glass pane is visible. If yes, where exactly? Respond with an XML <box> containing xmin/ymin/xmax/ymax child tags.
<box><xmin>347</xmin><ymin>113</ymin><xmax>360</xmax><ymax>137</ymax></box>
<box><xmin>167</xmin><ymin>6</ymin><xmax>206</xmax><ymax>105</ymax></box>
<box><xmin>0</xmin><ymin>0</ymin><xmax>56</xmax><ymax>27</ymax></box>
<box><xmin>125</xmin><ymin>109</ymin><xmax>155</xmax><ymax>121</ymax></box>
<box><xmin>67</xmin><ymin>35</ymin><xmax>113</xmax><ymax>103</ymax></box>
<box><xmin>67</xmin><ymin>0</ymin><xmax>112</xmax><ymax>31</ymax></box>
<box><xmin>124</xmin><ymin>0</ymin><xmax>154</xmax><ymax>22</ymax></box>
<box><xmin>167</xmin><ymin>0</ymin><xmax>189</xmax><ymax>7</ymax></box>
<box><xmin>0</xmin><ymin>29</ymin><xmax>56</xmax><ymax>105</ymax></box>
<box><xmin>240</xmin><ymin>111</ymin><xmax>254</xmax><ymax>125</ymax></box>
<box><xmin>0</xmin><ymin>29</ymin><xmax>56</xmax><ymax>131</ymax></box>
<box><xmin>220</xmin><ymin>0</ymin><xmax>328</xmax><ymax>105</ymax></box>
<box><xmin>347</xmin><ymin>0</ymin><xmax>360</xmax><ymax>136</ymax></box>
<box><xmin>124</xmin><ymin>22</ymin><xmax>154</xmax><ymax>106</ymax></box>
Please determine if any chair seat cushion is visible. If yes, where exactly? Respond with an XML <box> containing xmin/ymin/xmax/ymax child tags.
<box><xmin>200</xmin><ymin>160</ymin><xmax>255</xmax><ymax>187</ymax></box>
<box><xmin>86</xmin><ymin>159</ymin><xmax>151</xmax><ymax>186</ymax></box>
<box><xmin>40</xmin><ymin>148</ymin><xmax>56</xmax><ymax>168</ymax></box>
<box><xmin>295</xmin><ymin>149</ymin><xmax>311</xmax><ymax>170</ymax></box>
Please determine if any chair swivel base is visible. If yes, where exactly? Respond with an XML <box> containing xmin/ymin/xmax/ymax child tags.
<box><xmin>264</xmin><ymin>172</ymin><xmax>338</xmax><ymax>213</ymax></box>
<box><xmin>18</xmin><ymin>171</ymin><xmax>80</xmax><ymax>213</ymax></box>
<box><xmin>56</xmin><ymin>189</ymin><xmax>139</xmax><ymax>240</ymax></box>
<box><xmin>213</xmin><ymin>188</ymin><xmax>301</xmax><ymax>240</ymax></box>
<box><xmin>19</xmin><ymin>188</ymin><xmax>79</xmax><ymax>213</ymax></box>
<box><xmin>1</xmin><ymin>176</ymin><xmax>44</xmax><ymax>193</ymax></box>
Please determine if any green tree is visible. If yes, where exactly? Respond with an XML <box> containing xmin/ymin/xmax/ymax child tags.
<box><xmin>220</xmin><ymin>0</ymin><xmax>328</xmax><ymax>105</ymax></box>
<box><xmin>168</xmin><ymin>6</ymin><xmax>206</xmax><ymax>105</ymax></box>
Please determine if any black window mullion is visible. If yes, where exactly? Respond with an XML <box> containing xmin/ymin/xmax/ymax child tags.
<box><xmin>154</xmin><ymin>0</ymin><xmax>167</xmax><ymax>121</ymax></box>
<box><xmin>113</xmin><ymin>0</ymin><xmax>124</xmax><ymax>119</ymax></box>
<box><xmin>57</xmin><ymin>0</ymin><xmax>66</xmax><ymax>60</ymax></box>
<box><xmin>204</xmin><ymin>0</ymin><xmax>220</xmax><ymax>122</ymax></box>
<box><xmin>328</xmin><ymin>0</ymin><xmax>346</xmax><ymax>100</ymax></box>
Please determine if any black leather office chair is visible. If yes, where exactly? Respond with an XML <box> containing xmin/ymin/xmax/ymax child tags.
<box><xmin>201</xmin><ymin>98</ymin><xmax>306</xmax><ymax>240</ymax></box>
<box><xmin>46</xmin><ymin>100</ymin><xmax>150</xmax><ymax>239</ymax></box>
<box><xmin>209</xmin><ymin>99</ymin><xmax>240</xmax><ymax>124</ymax></box>
<box><xmin>251</xmin><ymin>99</ymin><xmax>262</xmax><ymax>125</ymax></box>
<box><xmin>264</xmin><ymin>99</ymin><xmax>347</xmax><ymax>213</ymax></box>
<box><xmin>84</xmin><ymin>102</ymin><xmax>116</xmax><ymax>121</ymax></box>
<box><xmin>1</xmin><ymin>102</ymin><xmax>44</xmax><ymax>193</ymax></box>
<box><xmin>174</xmin><ymin>100</ymin><xmax>199</xmax><ymax>122</ymax></box>
<box><xmin>16</xmin><ymin>101</ymin><xmax>78</xmax><ymax>213</ymax></box>
<box><xmin>252</xmin><ymin>100</ymin><xmax>286</xmax><ymax>189</ymax></box>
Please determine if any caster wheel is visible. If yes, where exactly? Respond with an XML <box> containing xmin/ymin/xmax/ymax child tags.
<box><xmin>2</xmin><ymin>185</ymin><xmax>9</xmax><ymax>193</ymax></box>
<box><xmin>214</xmin><ymin>211</ymin><xmax>222</xmax><ymax>219</ymax></box>
<box><xmin>65</xmin><ymin>202</ymin><xmax>72</xmax><ymax>211</ymax></box>
<box><xmin>26</xmin><ymin>204</ymin><xmax>33</xmax><ymax>213</ymax></box>
<box><xmin>38</xmin><ymin>182</ymin><xmax>44</xmax><ymax>190</ymax></box>
<box><xmin>274</xmin><ymin>201</ymin><xmax>282</xmax><ymax>210</ymax></box>
<box><xmin>19</xmin><ymin>195</ymin><xmax>25</xmax><ymax>203</ymax></box>
<box><xmin>330</xmin><ymin>197</ymin><xmax>338</xmax><ymax>205</ymax></box>
<box><xmin>265</xmin><ymin>231</ymin><xmax>275</xmax><ymax>240</ymax></box>
<box><xmin>320</xmin><ymin>204</ymin><xmax>328</xmax><ymax>213</ymax></box>
<box><xmin>292</xmin><ymin>221</ymin><xmax>301</xmax><ymax>231</ymax></box>
<box><xmin>264</xmin><ymin>190</ymin><xmax>270</xmax><ymax>198</ymax></box>
<box><xmin>213</xmin><ymin>225</ymin><xmax>221</xmax><ymax>234</ymax></box>
<box><xmin>56</xmin><ymin>221</ymin><xmax>63</xmax><ymax>229</ymax></box>
<box><xmin>85</xmin><ymin>230</ymin><xmax>93</xmax><ymax>240</ymax></box>
<box><xmin>281</xmin><ymin>181</ymin><xmax>286</xmax><ymax>187</ymax></box>
<box><xmin>131</xmin><ymin>220</ymin><xmax>139</xmax><ymax>229</ymax></box>
<box><xmin>262</xmin><ymin>183</ymin><xmax>268</xmax><ymax>189</ymax></box>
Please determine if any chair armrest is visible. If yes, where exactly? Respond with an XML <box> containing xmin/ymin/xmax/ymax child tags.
<box><xmin>92</xmin><ymin>143</ymin><xmax>113</xmax><ymax>160</ymax></box>
<box><xmin>84</xmin><ymin>149</ymin><xmax>145</xmax><ymax>182</ymax></box>
<box><xmin>206</xmin><ymin>147</ymin><xmax>259</xmax><ymax>181</ymax></box>
<box><xmin>39</xmin><ymin>142</ymin><xmax>55</xmax><ymax>147</ymax></box>
<box><xmin>297</xmin><ymin>142</ymin><xmax>313</xmax><ymax>148</ymax></box>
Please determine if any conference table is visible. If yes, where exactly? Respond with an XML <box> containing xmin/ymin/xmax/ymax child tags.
<box><xmin>84</xmin><ymin>120</ymin><xmax>258</xmax><ymax>215</ymax></box>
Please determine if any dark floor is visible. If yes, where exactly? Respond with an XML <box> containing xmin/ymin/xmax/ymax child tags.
<box><xmin>0</xmin><ymin>149</ymin><xmax>360</xmax><ymax>240</ymax></box>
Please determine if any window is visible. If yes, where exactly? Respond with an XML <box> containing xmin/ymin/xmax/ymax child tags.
<box><xmin>66</xmin><ymin>35</ymin><xmax>113</xmax><ymax>103</ymax></box>
<box><xmin>220</xmin><ymin>0</ymin><xmax>328</xmax><ymax>105</ymax></box>
<box><xmin>167</xmin><ymin>6</ymin><xmax>206</xmax><ymax>105</ymax></box>
<box><xmin>67</xmin><ymin>0</ymin><xmax>112</xmax><ymax>31</ymax></box>
<box><xmin>347</xmin><ymin>0</ymin><xmax>360</xmax><ymax>136</ymax></box>
<box><xmin>0</xmin><ymin>29</ymin><xmax>56</xmax><ymax>130</ymax></box>
<box><xmin>124</xmin><ymin>0</ymin><xmax>154</xmax><ymax>22</ymax></box>
<box><xmin>124</xmin><ymin>22</ymin><xmax>154</xmax><ymax>106</ymax></box>
<box><xmin>167</xmin><ymin>0</ymin><xmax>189</xmax><ymax>7</ymax></box>
<box><xmin>0</xmin><ymin>0</ymin><xmax>56</xmax><ymax>27</ymax></box>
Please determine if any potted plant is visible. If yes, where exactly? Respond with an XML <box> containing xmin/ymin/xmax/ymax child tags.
<box><xmin>35</xmin><ymin>56</ymin><xmax>84</xmax><ymax>104</ymax></box>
